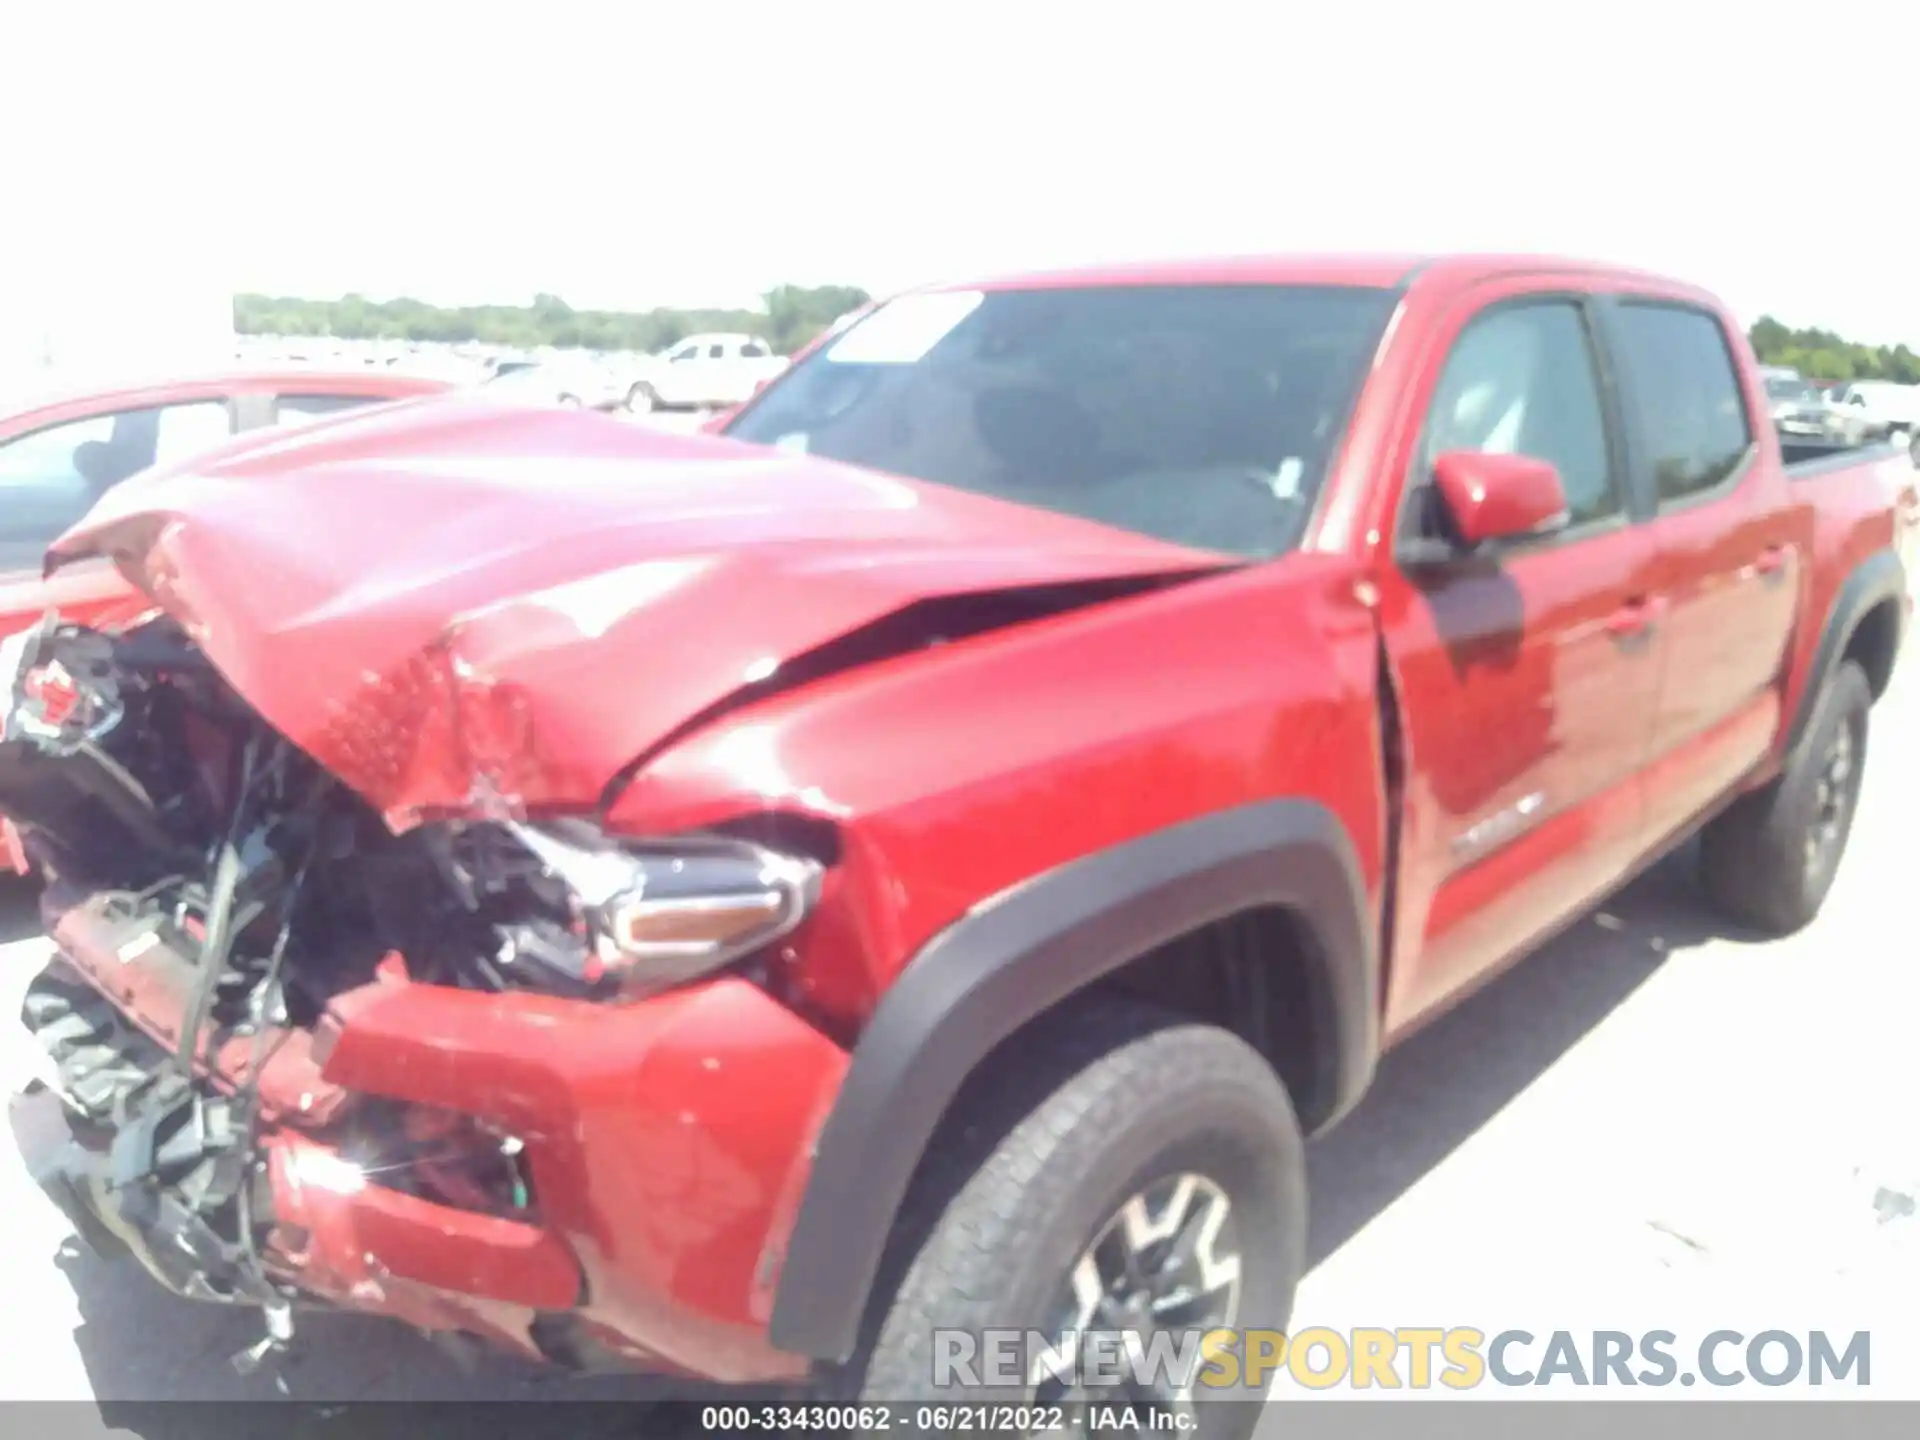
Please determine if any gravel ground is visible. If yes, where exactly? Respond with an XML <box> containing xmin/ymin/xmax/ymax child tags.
<box><xmin>0</xmin><ymin>455</ymin><xmax>1913</xmax><ymax>1429</ymax></box>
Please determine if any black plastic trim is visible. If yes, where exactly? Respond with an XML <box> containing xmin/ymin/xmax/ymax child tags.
<box><xmin>1784</xmin><ymin>549</ymin><xmax>1909</xmax><ymax>758</ymax></box>
<box><xmin>767</xmin><ymin>797</ymin><xmax>1376</xmax><ymax>1364</ymax></box>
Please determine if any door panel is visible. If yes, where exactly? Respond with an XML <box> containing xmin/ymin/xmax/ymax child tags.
<box><xmin>1381</xmin><ymin>526</ymin><xmax>1661</xmax><ymax>1026</ymax></box>
<box><xmin>1639</xmin><ymin>490</ymin><xmax>1799</xmax><ymax>842</ymax></box>
<box><xmin>1601</xmin><ymin>300</ymin><xmax>1802</xmax><ymax>845</ymax></box>
<box><xmin>1374</xmin><ymin>291</ymin><xmax>1667</xmax><ymax>1033</ymax></box>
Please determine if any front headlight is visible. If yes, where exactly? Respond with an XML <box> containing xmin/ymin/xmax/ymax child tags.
<box><xmin>448</xmin><ymin>819</ymin><xmax>822</xmax><ymax>1001</ymax></box>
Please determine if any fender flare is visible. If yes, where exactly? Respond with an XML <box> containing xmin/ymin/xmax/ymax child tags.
<box><xmin>766</xmin><ymin>797</ymin><xmax>1378</xmax><ymax>1364</ymax></box>
<box><xmin>1783</xmin><ymin>549</ymin><xmax>1908</xmax><ymax>759</ymax></box>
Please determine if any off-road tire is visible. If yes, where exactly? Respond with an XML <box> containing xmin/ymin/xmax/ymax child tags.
<box><xmin>1700</xmin><ymin>659</ymin><xmax>1872</xmax><ymax>936</ymax></box>
<box><xmin>835</xmin><ymin>996</ymin><xmax>1305</xmax><ymax>1438</ymax></box>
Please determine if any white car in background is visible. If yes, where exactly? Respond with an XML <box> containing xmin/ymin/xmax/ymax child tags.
<box><xmin>621</xmin><ymin>333</ymin><xmax>787</xmax><ymax>413</ymax></box>
<box><xmin>479</xmin><ymin>353</ymin><xmax>627</xmax><ymax>411</ymax></box>
<box><xmin>1826</xmin><ymin>379</ymin><xmax>1920</xmax><ymax>448</ymax></box>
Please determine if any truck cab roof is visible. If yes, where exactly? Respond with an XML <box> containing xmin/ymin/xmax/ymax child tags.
<box><xmin>911</xmin><ymin>252</ymin><xmax>1718</xmax><ymax>303</ymax></box>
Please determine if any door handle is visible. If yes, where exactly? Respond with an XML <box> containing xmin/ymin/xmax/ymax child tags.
<box><xmin>1605</xmin><ymin>595</ymin><xmax>1665</xmax><ymax>649</ymax></box>
<box><xmin>1753</xmin><ymin>544</ymin><xmax>1791</xmax><ymax>583</ymax></box>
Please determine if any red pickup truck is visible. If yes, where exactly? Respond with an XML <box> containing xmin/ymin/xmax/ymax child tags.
<box><xmin>4</xmin><ymin>255</ymin><xmax>1913</xmax><ymax>1427</ymax></box>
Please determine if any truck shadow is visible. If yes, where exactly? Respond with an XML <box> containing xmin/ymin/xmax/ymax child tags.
<box><xmin>2</xmin><ymin>844</ymin><xmax>1772</xmax><ymax>1430</ymax></box>
<box><xmin>1303</xmin><ymin>840</ymin><xmax>1762</xmax><ymax>1264</ymax></box>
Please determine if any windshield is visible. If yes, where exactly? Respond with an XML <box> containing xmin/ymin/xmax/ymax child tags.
<box><xmin>722</xmin><ymin>283</ymin><xmax>1401</xmax><ymax>558</ymax></box>
<box><xmin>1764</xmin><ymin>375</ymin><xmax>1814</xmax><ymax>402</ymax></box>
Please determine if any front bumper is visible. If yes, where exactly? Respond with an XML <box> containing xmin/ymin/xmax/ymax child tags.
<box><xmin>14</xmin><ymin>921</ymin><xmax>850</xmax><ymax>1382</ymax></box>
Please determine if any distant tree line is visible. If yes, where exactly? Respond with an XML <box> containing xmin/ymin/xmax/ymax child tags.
<box><xmin>1749</xmin><ymin>316</ymin><xmax>1920</xmax><ymax>384</ymax></box>
<box><xmin>231</xmin><ymin>293</ymin><xmax>1920</xmax><ymax>382</ymax></box>
<box><xmin>233</xmin><ymin>283</ymin><xmax>872</xmax><ymax>357</ymax></box>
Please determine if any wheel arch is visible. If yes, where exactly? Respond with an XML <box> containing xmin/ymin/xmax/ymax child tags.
<box><xmin>766</xmin><ymin>797</ymin><xmax>1379</xmax><ymax>1364</ymax></box>
<box><xmin>1786</xmin><ymin>549</ymin><xmax>1908</xmax><ymax>760</ymax></box>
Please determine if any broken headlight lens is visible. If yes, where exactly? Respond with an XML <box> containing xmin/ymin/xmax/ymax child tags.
<box><xmin>500</xmin><ymin>820</ymin><xmax>822</xmax><ymax>1000</ymax></box>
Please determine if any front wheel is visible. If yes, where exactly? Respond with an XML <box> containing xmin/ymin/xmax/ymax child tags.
<box><xmin>1700</xmin><ymin>660</ymin><xmax>1871</xmax><ymax>935</ymax></box>
<box><xmin>841</xmin><ymin>998</ymin><xmax>1305</xmax><ymax>1440</ymax></box>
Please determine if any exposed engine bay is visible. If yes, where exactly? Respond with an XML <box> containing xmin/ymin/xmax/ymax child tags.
<box><xmin>0</xmin><ymin>611</ymin><xmax>820</xmax><ymax>1375</ymax></box>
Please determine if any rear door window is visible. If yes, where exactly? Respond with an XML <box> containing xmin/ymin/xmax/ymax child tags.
<box><xmin>1609</xmin><ymin>303</ymin><xmax>1754</xmax><ymax>505</ymax></box>
<box><xmin>273</xmin><ymin>393</ymin><xmax>384</xmax><ymax>426</ymax></box>
<box><xmin>152</xmin><ymin>401</ymin><xmax>234</xmax><ymax>464</ymax></box>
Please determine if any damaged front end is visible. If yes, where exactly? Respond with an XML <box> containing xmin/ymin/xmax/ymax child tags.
<box><xmin>2</xmin><ymin>611</ymin><xmax>842</xmax><ymax>1382</ymax></box>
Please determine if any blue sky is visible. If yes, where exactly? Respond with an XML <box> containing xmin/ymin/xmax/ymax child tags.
<box><xmin>11</xmin><ymin>0</ymin><xmax>1919</xmax><ymax>344</ymax></box>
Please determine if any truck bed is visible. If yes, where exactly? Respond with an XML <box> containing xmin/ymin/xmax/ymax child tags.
<box><xmin>1780</xmin><ymin>437</ymin><xmax>1908</xmax><ymax>477</ymax></box>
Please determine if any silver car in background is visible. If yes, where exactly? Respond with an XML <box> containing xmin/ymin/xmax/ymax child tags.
<box><xmin>1762</xmin><ymin>367</ymin><xmax>1850</xmax><ymax>450</ymax></box>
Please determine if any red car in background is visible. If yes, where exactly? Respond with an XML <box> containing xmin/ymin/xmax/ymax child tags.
<box><xmin>0</xmin><ymin>368</ymin><xmax>452</xmax><ymax>870</ymax></box>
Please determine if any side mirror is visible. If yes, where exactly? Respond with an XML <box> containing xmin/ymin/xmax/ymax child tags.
<box><xmin>1431</xmin><ymin>450</ymin><xmax>1570</xmax><ymax>548</ymax></box>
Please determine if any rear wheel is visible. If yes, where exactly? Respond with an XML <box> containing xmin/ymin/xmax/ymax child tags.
<box><xmin>1700</xmin><ymin>660</ymin><xmax>1871</xmax><ymax>935</ymax></box>
<box><xmin>626</xmin><ymin>382</ymin><xmax>659</xmax><ymax>415</ymax></box>
<box><xmin>840</xmin><ymin>998</ymin><xmax>1304</xmax><ymax>1440</ymax></box>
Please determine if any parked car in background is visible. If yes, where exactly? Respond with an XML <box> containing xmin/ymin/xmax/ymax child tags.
<box><xmin>1827</xmin><ymin>379</ymin><xmax>1920</xmax><ymax>448</ymax></box>
<box><xmin>3</xmin><ymin>255</ymin><xmax>1913</xmax><ymax>1428</ymax></box>
<box><xmin>1762</xmin><ymin>367</ymin><xmax>1854</xmax><ymax>450</ymax></box>
<box><xmin>0</xmin><ymin>366</ymin><xmax>451</xmax><ymax>871</ymax></box>
<box><xmin>621</xmin><ymin>332</ymin><xmax>787</xmax><ymax>412</ymax></box>
<box><xmin>478</xmin><ymin>353</ymin><xmax>628</xmax><ymax>411</ymax></box>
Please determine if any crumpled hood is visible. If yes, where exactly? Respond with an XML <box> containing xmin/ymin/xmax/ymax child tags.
<box><xmin>48</xmin><ymin>394</ymin><xmax>1227</xmax><ymax>829</ymax></box>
